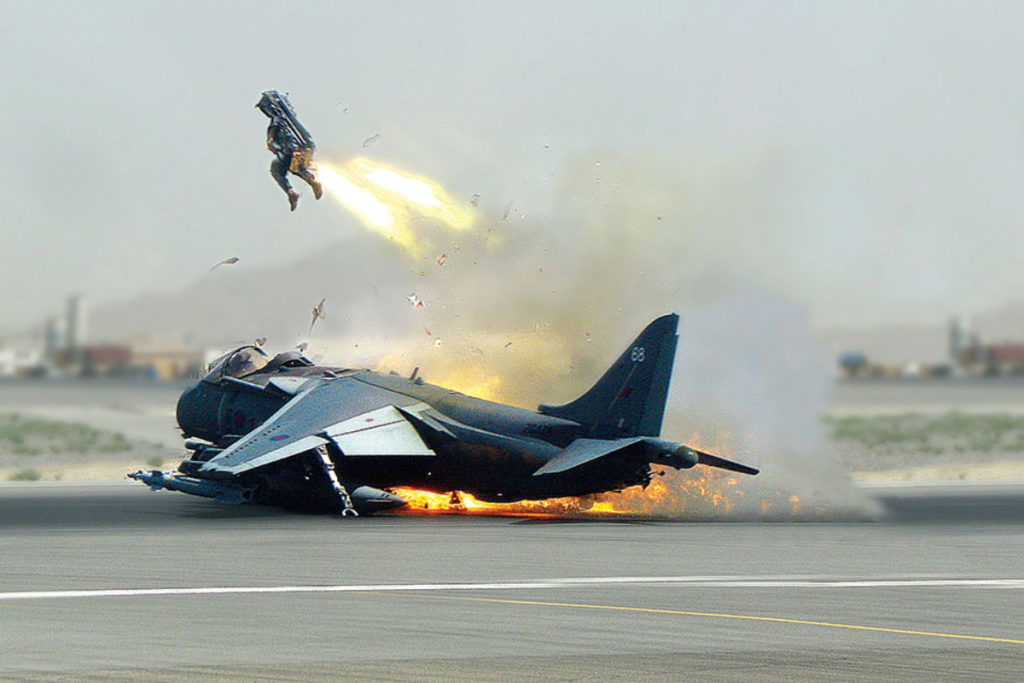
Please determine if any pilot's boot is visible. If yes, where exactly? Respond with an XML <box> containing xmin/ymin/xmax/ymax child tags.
<box><xmin>298</xmin><ymin>168</ymin><xmax>323</xmax><ymax>200</ymax></box>
<box><xmin>287</xmin><ymin>189</ymin><xmax>300</xmax><ymax>212</ymax></box>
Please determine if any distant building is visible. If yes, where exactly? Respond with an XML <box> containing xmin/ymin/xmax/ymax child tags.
<box><xmin>0</xmin><ymin>347</ymin><xmax>13</xmax><ymax>377</ymax></box>
<box><xmin>81</xmin><ymin>344</ymin><xmax>132</xmax><ymax>375</ymax></box>
<box><xmin>949</xmin><ymin>317</ymin><xmax>979</xmax><ymax>367</ymax></box>
<box><xmin>43</xmin><ymin>316</ymin><xmax>64</xmax><ymax>362</ymax></box>
<box><xmin>128</xmin><ymin>342</ymin><xmax>205</xmax><ymax>379</ymax></box>
<box><xmin>0</xmin><ymin>346</ymin><xmax>42</xmax><ymax>376</ymax></box>
<box><xmin>838</xmin><ymin>350</ymin><xmax>868</xmax><ymax>378</ymax></box>
<box><xmin>66</xmin><ymin>294</ymin><xmax>87</xmax><ymax>349</ymax></box>
<box><xmin>985</xmin><ymin>344</ymin><xmax>1024</xmax><ymax>375</ymax></box>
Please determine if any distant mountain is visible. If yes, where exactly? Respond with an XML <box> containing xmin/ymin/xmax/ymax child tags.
<box><xmin>973</xmin><ymin>301</ymin><xmax>1024</xmax><ymax>342</ymax></box>
<box><xmin>28</xmin><ymin>229</ymin><xmax>1024</xmax><ymax>371</ymax></box>
<box><xmin>88</xmin><ymin>236</ymin><xmax>419</xmax><ymax>348</ymax></box>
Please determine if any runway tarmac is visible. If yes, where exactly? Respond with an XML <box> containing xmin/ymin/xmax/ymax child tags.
<box><xmin>2</xmin><ymin>484</ymin><xmax>1024</xmax><ymax>680</ymax></box>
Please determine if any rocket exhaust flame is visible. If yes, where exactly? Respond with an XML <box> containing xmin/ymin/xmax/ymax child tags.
<box><xmin>316</xmin><ymin>158</ymin><xmax>476</xmax><ymax>257</ymax></box>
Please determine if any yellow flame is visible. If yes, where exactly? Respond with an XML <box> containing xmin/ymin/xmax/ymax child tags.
<box><xmin>316</xmin><ymin>157</ymin><xmax>476</xmax><ymax>258</ymax></box>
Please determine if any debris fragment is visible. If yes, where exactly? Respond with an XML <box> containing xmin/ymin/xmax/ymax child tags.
<box><xmin>210</xmin><ymin>256</ymin><xmax>239</xmax><ymax>271</ymax></box>
<box><xmin>362</xmin><ymin>133</ymin><xmax>381</xmax><ymax>148</ymax></box>
<box><xmin>436</xmin><ymin>253</ymin><xmax>447</xmax><ymax>267</ymax></box>
<box><xmin>434</xmin><ymin>337</ymin><xmax>442</xmax><ymax>349</ymax></box>
<box><xmin>504</xmin><ymin>341</ymin><xmax>513</xmax><ymax>348</ymax></box>
<box><xmin>501</xmin><ymin>205</ymin><xmax>512</xmax><ymax>221</ymax></box>
<box><xmin>407</xmin><ymin>293</ymin><xmax>425</xmax><ymax>308</ymax></box>
<box><xmin>308</xmin><ymin>298</ymin><xmax>326</xmax><ymax>336</ymax></box>
<box><xmin>296</xmin><ymin>342</ymin><xmax>309</xmax><ymax>352</ymax></box>
<box><xmin>254</xmin><ymin>337</ymin><xmax>267</xmax><ymax>347</ymax></box>
<box><xmin>469</xmin><ymin>193</ymin><xmax>480</xmax><ymax>207</ymax></box>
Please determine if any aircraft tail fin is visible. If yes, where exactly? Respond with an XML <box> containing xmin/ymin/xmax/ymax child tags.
<box><xmin>539</xmin><ymin>314</ymin><xmax>679</xmax><ymax>438</ymax></box>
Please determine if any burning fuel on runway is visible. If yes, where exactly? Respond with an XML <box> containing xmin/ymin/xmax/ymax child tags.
<box><xmin>388</xmin><ymin>467</ymin><xmax>804</xmax><ymax>520</ymax></box>
<box><xmin>387</xmin><ymin>467</ymin><xmax>741</xmax><ymax>518</ymax></box>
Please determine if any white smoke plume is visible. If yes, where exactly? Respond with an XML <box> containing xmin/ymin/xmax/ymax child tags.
<box><xmin>309</xmin><ymin>154</ymin><xmax>880</xmax><ymax>520</ymax></box>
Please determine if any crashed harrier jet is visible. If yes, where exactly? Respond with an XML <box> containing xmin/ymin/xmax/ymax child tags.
<box><xmin>130</xmin><ymin>314</ymin><xmax>758</xmax><ymax>515</ymax></box>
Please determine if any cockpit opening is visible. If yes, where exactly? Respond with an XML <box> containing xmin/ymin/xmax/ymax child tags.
<box><xmin>203</xmin><ymin>346</ymin><xmax>271</xmax><ymax>382</ymax></box>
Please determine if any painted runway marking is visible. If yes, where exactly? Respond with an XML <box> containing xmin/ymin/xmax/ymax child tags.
<box><xmin>3</xmin><ymin>575</ymin><xmax>1024</xmax><ymax>602</ymax></box>
<box><xmin>415</xmin><ymin>595</ymin><xmax>1024</xmax><ymax>646</ymax></box>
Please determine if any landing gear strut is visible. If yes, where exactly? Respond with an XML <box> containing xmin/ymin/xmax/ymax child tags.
<box><xmin>315</xmin><ymin>445</ymin><xmax>358</xmax><ymax>516</ymax></box>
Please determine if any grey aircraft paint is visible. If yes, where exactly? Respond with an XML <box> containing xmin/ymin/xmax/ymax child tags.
<box><xmin>130</xmin><ymin>314</ymin><xmax>757</xmax><ymax>515</ymax></box>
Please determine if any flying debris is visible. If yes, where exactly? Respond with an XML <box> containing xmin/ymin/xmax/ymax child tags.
<box><xmin>407</xmin><ymin>293</ymin><xmax>425</xmax><ymax>308</ymax></box>
<box><xmin>210</xmin><ymin>256</ymin><xmax>239</xmax><ymax>271</ymax></box>
<box><xmin>129</xmin><ymin>314</ymin><xmax>759</xmax><ymax>516</ymax></box>
<box><xmin>436</xmin><ymin>254</ymin><xmax>447</xmax><ymax>267</ymax></box>
<box><xmin>254</xmin><ymin>337</ymin><xmax>267</xmax><ymax>347</ymax></box>
<box><xmin>308</xmin><ymin>298</ymin><xmax>326</xmax><ymax>337</ymax></box>
<box><xmin>362</xmin><ymin>133</ymin><xmax>381</xmax><ymax>148</ymax></box>
<box><xmin>256</xmin><ymin>90</ymin><xmax>323</xmax><ymax>212</ymax></box>
<box><xmin>469</xmin><ymin>194</ymin><xmax>480</xmax><ymax>207</ymax></box>
<box><xmin>434</xmin><ymin>337</ymin><xmax>443</xmax><ymax>349</ymax></box>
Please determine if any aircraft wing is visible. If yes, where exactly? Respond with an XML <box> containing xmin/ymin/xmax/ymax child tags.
<box><xmin>200</xmin><ymin>378</ymin><xmax>436</xmax><ymax>477</ymax></box>
<box><xmin>532</xmin><ymin>437</ymin><xmax>646</xmax><ymax>476</ymax></box>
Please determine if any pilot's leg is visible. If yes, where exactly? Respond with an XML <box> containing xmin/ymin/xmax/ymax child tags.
<box><xmin>270</xmin><ymin>157</ymin><xmax>300</xmax><ymax>211</ymax></box>
<box><xmin>293</xmin><ymin>164</ymin><xmax>323</xmax><ymax>201</ymax></box>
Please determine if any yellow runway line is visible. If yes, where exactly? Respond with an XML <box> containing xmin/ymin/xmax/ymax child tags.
<box><xmin>398</xmin><ymin>594</ymin><xmax>1024</xmax><ymax>646</ymax></box>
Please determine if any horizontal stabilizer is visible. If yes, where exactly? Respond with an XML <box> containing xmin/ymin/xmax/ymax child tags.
<box><xmin>695</xmin><ymin>450</ymin><xmax>759</xmax><ymax>476</ymax></box>
<box><xmin>533</xmin><ymin>438</ymin><xmax>644</xmax><ymax>476</ymax></box>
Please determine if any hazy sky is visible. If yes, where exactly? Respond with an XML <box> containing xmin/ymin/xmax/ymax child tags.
<box><xmin>3</xmin><ymin>0</ymin><xmax>1024</xmax><ymax>332</ymax></box>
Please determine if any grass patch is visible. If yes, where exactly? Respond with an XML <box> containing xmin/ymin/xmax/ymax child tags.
<box><xmin>0</xmin><ymin>413</ymin><xmax>133</xmax><ymax>456</ymax></box>
<box><xmin>826</xmin><ymin>412</ymin><xmax>1024</xmax><ymax>454</ymax></box>
<box><xmin>8</xmin><ymin>468</ymin><xmax>42</xmax><ymax>481</ymax></box>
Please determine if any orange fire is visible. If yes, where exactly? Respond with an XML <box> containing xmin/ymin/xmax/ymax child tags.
<box><xmin>388</xmin><ymin>466</ymin><xmax>745</xmax><ymax>519</ymax></box>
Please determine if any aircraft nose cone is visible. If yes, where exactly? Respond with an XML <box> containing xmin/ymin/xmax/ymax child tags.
<box><xmin>176</xmin><ymin>383</ymin><xmax>220</xmax><ymax>441</ymax></box>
